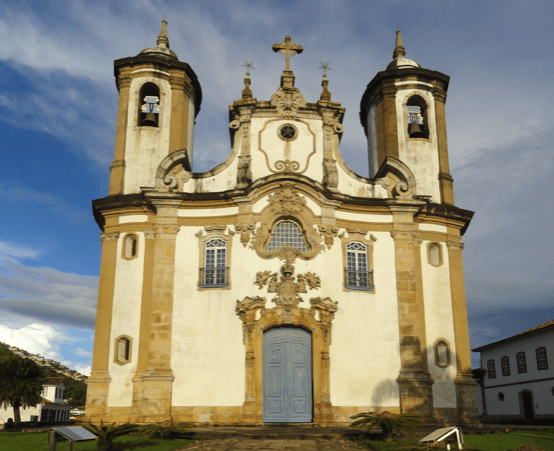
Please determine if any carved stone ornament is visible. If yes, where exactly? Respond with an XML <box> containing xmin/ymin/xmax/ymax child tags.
<box><xmin>237</xmin><ymin>156</ymin><xmax>252</xmax><ymax>189</ymax></box>
<box><xmin>270</xmin><ymin>87</ymin><xmax>306</xmax><ymax>119</ymax></box>
<box><xmin>390</xmin><ymin>230</ymin><xmax>419</xmax><ymax>242</ymax></box>
<box><xmin>318</xmin><ymin>225</ymin><xmax>339</xmax><ymax>249</ymax></box>
<box><xmin>144</xmin><ymin>229</ymin><xmax>156</xmax><ymax>240</ymax></box>
<box><xmin>322</xmin><ymin>159</ymin><xmax>339</xmax><ymax>191</ymax></box>
<box><xmin>234</xmin><ymin>223</ymin><xmax>256</xmax><ymax>247</ymax></box>
<box><xmin>100</xmin><ymin>232</ymin><xmax>120</xmax><ymax>243</ymax></box>
<box><xmin>153</xmin><ymin>224</ymin><xmax>181</xmax><ymax>235</ymax></box>
<box><xmin>236</xmin><ymin>263</ymin><xmax>338</xmax><ymax>343</ymax></box>
<box><xmin>267</xmin><ymin>181</ymin><xmax>307</xmax><ymax>215</ymax></box>
<box><xmin>153</xmin><ymin>149</ymin><xmax>193</xmax><ymax>193</ymax></box>
<box><xmin>446</xmin><ymin>240</ymin><xmax>465</xmax><ymax>251</ymax></box>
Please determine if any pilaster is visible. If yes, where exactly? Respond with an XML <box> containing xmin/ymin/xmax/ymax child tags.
<box><xmin>434</xmin><ymin>90</ymin><xmax>454</xmax><ymax>205</ymax></box>
<box><xmin>446</xmin><ymin>238</ymin><xmax>479</xmax><ymax>422</ymax></box>
<box><xmin>390</xmin><ymin>205</ymin><xmax>433</xmax><ymax>419</ymax></box>
<box><xmin>137</xmin><ymin>199</ymin><xmax>181</xmax><ymax>422</ymax></box>
<box><xmin>84</xmin><ymin>231</ymin><xmax>120</xmax><ymax>423</ymax></box>
<box><xmin>109</xmin><ymin>70</ymin><xmax>131</xmax><ymax>195</ymax></box>
<box><xmin>169</xmin><ymin>74</ymin><xmax>189</xmax><ymax>157</ymax></box>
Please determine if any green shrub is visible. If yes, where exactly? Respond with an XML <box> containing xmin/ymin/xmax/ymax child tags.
<box><xmin>350</xmin><ymin>411</ymin><xmax>426</xmax><ymax>440</ymax></box>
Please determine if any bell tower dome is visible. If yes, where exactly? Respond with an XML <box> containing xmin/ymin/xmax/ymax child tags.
<box><xmin>360</xmin><ymin>30</ymin><xmax>454</xmax><ymax>205</ymax></box>
<box><xmin>109</xmin><ymin>20</ymin><xmax>202</xmax><ymax>195</ymax></box>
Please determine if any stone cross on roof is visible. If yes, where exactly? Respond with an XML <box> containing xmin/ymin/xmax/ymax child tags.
<box><xmin>272</xmin><ymin>35</ymin><xmax>303</xmax><ymax>72</ymax></box>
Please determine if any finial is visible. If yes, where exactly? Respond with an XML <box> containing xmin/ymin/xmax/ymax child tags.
<box><xmin>157</xmin><ymin>19</ymin><xmax>170</xmax><ymax>49</ymax></box>
<box><xmin>393</xmin><ymin>29</ymin><xmax>406</xmax><ymax>59</ymax></box>
<box><xmin>242</xmin><ymin>61</ymin><xmax>254</xmax><ymax>99</ymax></box>
<box><xmin>242</xmin><ymin>60</ymin><xmax>255</xmax><ymax>77</ymax></box>
<box><xmin>319</xmin><ymin>63</ymin><xmax>332</xmax><ymax>101</ymax></box>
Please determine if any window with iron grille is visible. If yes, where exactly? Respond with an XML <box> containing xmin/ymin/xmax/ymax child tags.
<box><xmin>536</xmin><ymin>347</ymin><xmax>548</xmax><ymax>371</ymax></box>
<box><xmin>517</xmin><ymin>352</ymin><xmax>527</xmax><ymax>373</ymax></box>
<box><xmin>501</xmin><ymin>356</ymin><xmax>510</xmax><ymax>376</ymax></box>
<box><xmin>201</xmin><ymin>238</ymin><xmax>228</xmax><ymax>287</ymax></box>
<box><xmin>265</xmin><ymin>221</ymin><xmax>308</xmax><ymax>252</ymax></box>
<box><xmin>345</xmin><ymin>242</ymin><xmax>373</xmax><ymax>290</ymax></box>
<box><xmin>487</xmin><ymin>359</ymin><xmax>496</xmax><ymax>379</ymax></box>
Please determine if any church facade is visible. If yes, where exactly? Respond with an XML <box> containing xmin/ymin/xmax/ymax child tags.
<box><xmin>84</xmin><ymin>23</ymin><xmax>478</xmax><ymax>425</ymax></box>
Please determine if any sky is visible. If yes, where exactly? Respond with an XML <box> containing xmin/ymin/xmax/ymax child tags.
<box><xmin>0</xmin><ymin>0</ymin><xmax>553</xmax><ymax>376</ymax></box>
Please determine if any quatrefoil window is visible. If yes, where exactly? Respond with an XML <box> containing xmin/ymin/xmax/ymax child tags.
<box><xmin>279</xmin><ymin>124</ymin><xmax>297</xmax><ymax>140</ymax></box>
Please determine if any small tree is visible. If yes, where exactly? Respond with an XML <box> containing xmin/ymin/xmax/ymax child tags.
<box><xmin>139</xmin><ymin>422</ymin><xmax>193</xmax><ymax>439</ymax></box>
<box><xmin>0</xmin><ymin>354</ymin><xmax>45</xmax><ymax>427</ymax></box>
<box><xmin>83</xmin><ymin>421</ymin><xmax>138</xmax><ymax>451</ymax></box>
<box><xmin>350</xmin><ymin>410</ymin><xmax>425</xmax><ymax>440</ymax></box>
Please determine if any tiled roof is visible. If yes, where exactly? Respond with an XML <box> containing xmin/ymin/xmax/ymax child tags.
<box><xmin>43</xmin><ymin>377</ymin><xmax>65</xmax><ymax>386</ymax></box>
<box><xmin>472</xmin><ymin>319</ymin><xmax>554</xmax><ymax>352</ymax></box>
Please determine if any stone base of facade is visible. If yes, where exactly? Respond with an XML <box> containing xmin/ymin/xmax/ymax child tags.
<box><xmin>454</xmin><ymin>376</ymin><xmax>479</xmax><ymax>423</ymax></box>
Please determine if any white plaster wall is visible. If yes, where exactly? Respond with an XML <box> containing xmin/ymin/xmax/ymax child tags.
<box><xmin>330</xmin><ymin>231</ymin><xmax>401</xmax><ymax>407</ymax></box>
<box><xmin>476</xmin><ymin>385</ymin><xmax>483</xmax><ymax>415</ymax></box>
<box><xmin>334</xmin><ymin>163</ymin><xmax>389</xmax><ymax>199</ymax></box>
<box><xmin>170</xmin><ymin>218</ymin><xmax>402</xmax><ymax>408</ymax></box>
<box><xmin>420</xmin><ymin>241</ymin><xmax>458</xmax><ymax>408</ymax></box>
<box><xmin>418</xmin><ymin>224</ymin><xmax>447</xmax><ymax>233</ymax></box>
<box><xmin>480</xmin><ymin>329</ymin><xmax>554</xmax><ymax>416</ymax></box>
<box><xmin>107</xmin><ymin>232</ymin><xmax>145</xmax><ymax>407</ymax></box>
<box><xmin>178</xmin><ymin>207</ymin><xmax>239</xmax><ymax>217</ymax></box>
<box><xmin>395</xmin><ymin>87</ymin><xmax>441</xmax><ymax>203</ymax></box>
<box><xmin>335</xmin><ymin>212</ymin><xmax>392</xmax><ymax>223</ymax></box>
<box><xmin>250</xmin><ymin>118</ymin><xmax>323</xmax><ymax>184</ymax></box>
<box><xmin>124</xmin><ymin>77</ymin><xmax>172</xmax><ymax>194</ymax></box>
<box><xmin>0</xmin><ymin>404</ymin><xmax>41</xmax><ymax>423</ymax></box>
<box><xmin>119</xmin><ymin>215</ymin><xmax>149</xmax><ymax>224</ymax></box>
<box><xmin>172</xmin><ymin>226</ymin><xmax>246</xmax><ymax>406</ymax></box>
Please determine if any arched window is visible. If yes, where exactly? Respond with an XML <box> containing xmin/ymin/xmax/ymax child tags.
<box><xmin>345</xmin><ymin>242</ymin><xmax>372</xmax><ymax>289</ymax></box>
<box><xmin>406</xmin><ymin>95</ymin><xmax>429</xmax><ymax>139</ymax></box>
<box><xmin>116</xmin><ymin>336</ymin><xmax>131</xmax><ymax>364</ymax></box>
<box><xmin>123</xmin><ymin>234</ymin><xmax>138</xmax><ymax>259</ymax></box>
<box><xmin>435</xmin><ymin>340</ymin><xmax>450</xmax><ymax>367</ymax></box>
<box><xmin>487</xmin><ymin>359</ymin><xmax>496</xmax><ymax>379</ymax></box>
<box><xmin>138</xmin><ymin>82</ymin><xmax>160</xmax><ymax>127</ymax></box>
<box><xmin>501</xmin><ymin>356</ymin><xmax>511</xmax><ymax>376</ymax></box>
<box><xmin>428</xmin><ymin>242</ymin><xmax>442</xmax><ymax>267</ymax></box>
<box><xmin>517</xmin><ymin>352</ymin><xmax>527</xmax><ymax>373</ymax></box>
<box><xmin>265</xmin><ymin>221</ymin><xmax>308</xmax><ymax>252</ymax></box>
<box><xmin>201</xmin><ymin>238</ymin><xmax>228</xmax><ymax>287</ymax></box>
<box><xmin>536</xmin><ymin>347</ymin><xmax>548</xmax><ymax>370</ymax></box>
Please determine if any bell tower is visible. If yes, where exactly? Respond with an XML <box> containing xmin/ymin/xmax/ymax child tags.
<box><xmin>109</xmin><ymin>20</ymin><xmax>202</xmax><ymax>195</ymax></box>
<box><xmin>360</xmin><ymin>30</ymin><xmax>454</xmax><ymax>205</ymax></box>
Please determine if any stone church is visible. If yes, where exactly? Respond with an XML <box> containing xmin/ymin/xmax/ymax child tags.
<box><xmin>85</xmin><ymin>22</ymin><xmax>478</xmax><ymax>425</ymax></box>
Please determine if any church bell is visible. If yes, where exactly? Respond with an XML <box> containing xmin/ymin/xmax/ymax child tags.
<box><xmin>142</xmin><ymin>112</ymin><xmax>158</xmax><ymax>126</ymax></box>
<box><xmin>408</xmin><ymin>121</ymin><xmax>425</xmax><ymax>138</ymax></box>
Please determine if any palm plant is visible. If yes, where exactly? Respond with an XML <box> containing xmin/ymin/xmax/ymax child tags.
<box><xmin>350</xmin><ymin>410</ymin><xmax>425</xmax><ymax>440</ymax></box>
<box><xmin>82</xmin><ymin>421</ymin><xmax>138</xmax><ymax>451</ymax></box>
<box><xmin>139</xmin><ymin>422</ymin><xmax>193</xmax><ymax>439</ymax></box>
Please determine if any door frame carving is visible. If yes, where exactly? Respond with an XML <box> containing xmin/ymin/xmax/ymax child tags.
<box><xmin>236</xmin><ymin>266</ymin><xmax>338</xmax><ymax>424</ymax></box>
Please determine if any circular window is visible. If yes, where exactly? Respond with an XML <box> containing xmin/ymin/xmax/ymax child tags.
<box><xmin>498</xmin><ymin>392</ymin><xmax>505</xmax><ymax>401</ymax></box>
<box><xmin>279</xmin><ymin>124</ymin><xmax>296</xmax><ymax>140</ymax></box>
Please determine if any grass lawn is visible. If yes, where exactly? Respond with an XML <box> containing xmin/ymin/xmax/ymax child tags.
<box><xmin>0</xmin><ymin>432</ymin><xmax>194</xmax><ymax>450</ymax></box>
<box><xmin>355</xmin><ymin>429</ymin><xmax>554</xmax><ymax>450</ymax></box>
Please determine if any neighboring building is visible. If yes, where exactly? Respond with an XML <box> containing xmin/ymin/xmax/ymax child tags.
<box><xmin>472</xmin><ymin>320</ymin><xmax>554</xmax><ymax>421</ymax></box>
<box><xmin>0</xmin><ymin>377</ymin><xmax>71</xmax><ymax>424</ymax></box>
<box><xmin>85</xmin><ymin>23</ymin><xmax>478</xmax><ymax>425</ymax></box>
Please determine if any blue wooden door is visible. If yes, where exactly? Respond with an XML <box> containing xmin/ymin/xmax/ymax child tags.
<box><xmin>263</xmin><ymin>327</ymin><xmax>312</xmax><ymax>422</ymax></box>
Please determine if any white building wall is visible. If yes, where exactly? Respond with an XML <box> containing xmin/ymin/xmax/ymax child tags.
<box><xmin>107</xmin><ymin>232</ymin><xmax>145</xmax><ymax>407</ymax></box>
<box><xmin>480</xmin><ymin>329</ymin><xmax>554</xmax><ymax>417</ymax></box>
<box><xmin>420</xmin><ymin>241</ymin><xmax>458</xmax><ymax>408</ymax></box>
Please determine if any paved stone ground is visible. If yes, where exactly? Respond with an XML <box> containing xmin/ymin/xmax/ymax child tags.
<box><xmin>177</xmin><ymin>438</ymin><xmax>367</xmax><ymax>450</ymax></box>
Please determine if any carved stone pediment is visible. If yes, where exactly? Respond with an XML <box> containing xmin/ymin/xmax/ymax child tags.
<box><xmin>236</xmin><ymin>264</ymin><xmax>338</xmax><ymax>342</ymax></box>
<box><xmin>271</xmin><ymin>87</ymin><xmax>306</xmax><ymax>119</ymax></box>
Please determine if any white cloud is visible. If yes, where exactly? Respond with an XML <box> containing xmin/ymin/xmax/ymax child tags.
<box><xmin>0</xmin><ymin>322</ymin><xmax>71</xmax><ymax>360</ymax></box>
<box><xmin>71</xmin><ymin>347</ymin><xmax>93</xmax><ymax>358</ymax></box>
<box><xmin>0</xmin><ymin>260</ymin><xmax>98</xmax><ymax>329</ymax></box>
<box><xmin>0</xmin><ymin>240</ymin><xmax>42</xmax><ymax>263</ymax></box>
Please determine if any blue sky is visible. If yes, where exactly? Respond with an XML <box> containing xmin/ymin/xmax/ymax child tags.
<box><xmin>0</xmin><ymin>0</ymin><xmax>553</xmax><ymax>375</ymax></box>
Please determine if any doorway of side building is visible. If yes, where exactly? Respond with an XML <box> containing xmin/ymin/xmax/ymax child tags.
<box><xmin>520</xmin><ymin>391</ymin><xmax>535</xmax><ymax>420</ymax></box>
<box><xmin>263</xmin><ymin>327</ymin><xmax>313</xmax><ymax>422</ymax></box>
